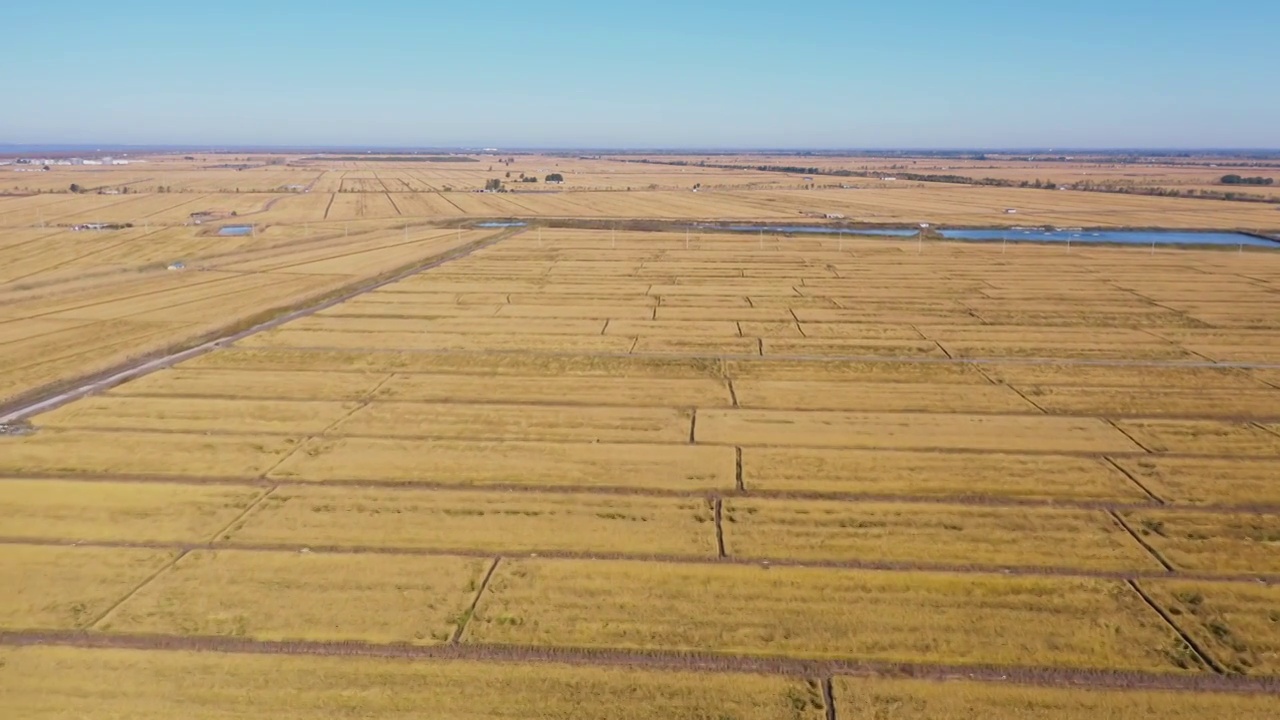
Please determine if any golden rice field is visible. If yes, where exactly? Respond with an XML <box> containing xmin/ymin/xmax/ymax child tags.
<box><xmin>2</xmin><ymin>167</ymin><xmax>1280</xmax><ymax>717</ymax></box>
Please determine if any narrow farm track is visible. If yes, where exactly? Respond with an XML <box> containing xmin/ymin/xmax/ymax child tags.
<box><xmin>2</xmin><ymin>630</ymin><xmax>1277</xmax><ymax>695</ymax></box>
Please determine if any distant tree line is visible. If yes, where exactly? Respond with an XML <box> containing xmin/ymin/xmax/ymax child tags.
<box><xmin>1221</xmin><ymin>175</ymin><xmax>1275</xmax><ymax>186</ymax></box>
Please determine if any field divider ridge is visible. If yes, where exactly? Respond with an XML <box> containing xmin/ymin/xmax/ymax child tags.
<box><xmin>1104</xmin><ymin>457</ymin><xmax>1167</xmax><ymax>504</ymax></box>
<box><xmin>2</xmin><ymin>629</ymin><xmax>1277</xmax><ymax>694</ymax></box>
<box><xmin>86</xmin><ymin>549</ymin><xmax>190</xmax><ymax>631</ymax></box>
<box><xmin>1126</xmin><ymin>579</ymin><xmax>1226</xmax><ymax>675</ymax></box>
<box><xmin>713</xmin><ymin>497</ymin><xmax>727</xmax><ymax>558</ymax></box>
<box><xmin>207</xmin><ymin>486</ymin><xmax>278</xmax><ymax>543</ymax></box>
<box><xmin>1107</xmin><ymin>509</ymin><xmax>1175</xmax><ymax>572</ymax></box>
<box><xmin>822</xmin><ymin>676</ymin><xmax>837</xmax><ymax>720</ymax></box>
<box><xmin>451</xmin><ymin>557</ymin><xmax>501</xmax><ymax>644</ymax></box>
<box><xmin>1103</xmin><ymin>418</ymin><xmax>1156</xmax><ymax>453</ymax></box>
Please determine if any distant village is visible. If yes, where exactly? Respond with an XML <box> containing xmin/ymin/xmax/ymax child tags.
<box><xmin>1</xmin><ymin>157</ymin><xmax>142</xmax><ymax>170</ymax></box>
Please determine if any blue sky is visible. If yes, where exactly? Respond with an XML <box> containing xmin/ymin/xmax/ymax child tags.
<box><xmin>3</xmin><ymin>0</ymin><xmax>1277</xmax><ymax>148</ymax></box>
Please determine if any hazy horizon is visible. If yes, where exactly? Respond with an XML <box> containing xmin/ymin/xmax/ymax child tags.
<box><xmin>4</xmin><ymin>0</ymin><xmax>1278</xmax><ymax>148</ymax></box>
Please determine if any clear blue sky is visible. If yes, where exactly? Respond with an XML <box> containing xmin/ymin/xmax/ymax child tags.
<box><xmin>3</xmin><ymin>0</ymin><xmax>1277</xmax><ymax>149</ymax></box>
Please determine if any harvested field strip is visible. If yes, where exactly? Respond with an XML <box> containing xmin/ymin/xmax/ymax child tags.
<box><xmin>732</xmin><ymin>380</ymin><xmax>1037</xmax><ymax>412</ymax></box>
<box><xmin>742</xmin><ymin>448</ymin><xmax>1153</xmax><ymax>503</ymax></box>
<box><xmin>0</xmin><ymin>430</ymin><xmax>301</xmax><ymax>478</ymax></box>
<box><xmin>222</xmin><ymin>486</ymin><xmax>718</xmax><ymax>557</ymax></box>
<box><xmin>106</xmin><ymin>368</ymin><xmax>390</xmax><ymax>401</ymax></box>
<box><xmin>1120</xmin><ymin>510</ymin><xmax>1280</xmax><ymax>574</ymax></box>
<box><xmin>834</xmin><ymin>676</ymin><xmax>1280</xmax><ymax>719</ymax></box>
<box><xmin>0</xmin><ymin>545</ymin><xmax>177</xmax><ymax>631</ymax></box>
<box><xmin>182</xmin><ymin>347</ymin><xmax>729</xmax><ymax>379</ymax></box>
<box><xmin>1143</xmin><ymin>581</ymin><xmax>1280</xmax><ymax>676</ymax></box>
<box><xmin>1113</xmin><ymin>420</ymin><xmax>1280</xmax><ymax>456</ymax></box>
<box><xmin>1109</xmin><ymin>458</ymin><xmax>1280</xmax><ymax>507</ymax></box>
<box><xmin>271</xmin><ymin>436</ymin><xmax>736</xmax><ymax>490</ymax></box>
<box><xmin>1019</xmin><ymin>386</ymin><xmax>1280</xmax><ymax>420</ymax></box>
<box><xmin>465</xmin><ymin>559</ymin><xmax>1195</xmax><ymax>673</ymax></box>
<box><xmin>235</xmin><ymin>330</ymin><xmax>638</xmax><ymax>353</ymax></box>
<box><xmin>330</xmin><ymin>402</ymin><xmax>693</xmax><ymax>444</ymax></box>
<box><xmin>696</xmin><ymin>410</ymin><xmax>1140</xmax><ymax>453</ymax></box>
<box><xmin>0</xmin><ymin>479</ymin><xmax>263</xmax><ymax>543</ymax></box>
<box><xmin>98</xmin><ymin>549</ymin><xmax>491</xmax><ymax>645</ymax></box>
<box><xmin>34</xmin><ymin>396</ymin><xmax>360</xmax><ymax>434</ymax></box>
<box><xmin>723</xmin><ymin>499</ymin><xmax>1162</xmax><ymax>572</ymax></box>
<box><xmin>0</xmin><ymin>646</ymin><xmax>826</xmax><ymax>720</ymax></box>
<box><xmin>372</xmin><ymin>373</ymin><xmax>731</xmax><ymax>407</ymax></box>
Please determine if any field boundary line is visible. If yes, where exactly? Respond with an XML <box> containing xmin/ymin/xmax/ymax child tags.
<box><xmin>1253</xmin><ymin>422</ymin><xmax>1280</xmax><ymax>440</ymax></box>
<box><xmin>822</xmin><ymin>677</ymin><xmax>837</xmax><ymax>720</ymax></box>
<box><xmin>1104</xmin><ymin>457</ymin><xmax>1166</xmax><ymax>504</ymax></box>
<box><xmin>7</xmin><ymin>536</ymin><xmax>1274</xmax><ymax>585</ymax></box>
<box><xmin>207</xmin><ymin>486</ymin><xmax>278</xmax><ymax>543</ymax></box>
<box><xmin>688</xmin><ymin>409</ymin><xmax>698</xmax><ymax>443</ymax></box>
<box><xmin>713</xmin><ymin>497</ymin><xmax>727</xmax><ymax>558</ymax></box>
<box><xmin>1104</xmin><ymin>418</ymin><xmax>1155</xmax><ymax>453</ymax></box>
<box><xmin>1107</xmin><ymin>510</ymin><xmax>1175</xmax><ymax>572</ymax></box>
<box><xmin>0</xmin><ymin>227</ymin><xmax>522</xmax><ymax>425</ymax></box>
<box><xmin>3</xmin><ymin>629</ymin><xmax>1277</xmax><ymax>694</ymax></box>
<box><xmin>1126</xmin><ymin>579</ymin><xmax>1225</xmax><ymax>675</ymax></box>
<box><xmin>725</xmin><ymin>379</ymin><xmax>739</xmax><ymax>407</ymax></box>
<box><xmin>734</xmin><ymin>447</ymin><xmax>745</xmax><ymax>491</ymax></box>
<box><xmin>86</xmin><ymin>549</ymin><xmax>189</xmax><ymax>631</ymax></box>
<box><xmin>451</xmin><ymin>557</ymin><xmax>500</xmax><ymax>644</ymax></box>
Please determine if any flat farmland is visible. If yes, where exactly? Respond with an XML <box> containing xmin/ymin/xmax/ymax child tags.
<box><xmin>3</xmin><ymin>220</ymin><xmax>1280</xmax><ymax>716</ymax></box>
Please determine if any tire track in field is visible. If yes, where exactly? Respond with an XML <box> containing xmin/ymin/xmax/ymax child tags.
<box><xmin>2</xmin><ymin>629</ymin><xmax>1277</xmax><ymax>694</ymax></box>
<box><xmin>322</xmin><ymin>193</ymin><xmax>336</xmax><ymax>219</ymax></box>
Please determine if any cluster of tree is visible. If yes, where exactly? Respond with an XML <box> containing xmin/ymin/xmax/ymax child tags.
<box><xmin>546</xmin><ymin>173</ymin><xmax>565</xmax><ymax>183</ymax></box>
<box><xmin>484</xmin><ymin>178</ymin><xmax>504</xmax><ymax>192</ymax></box>
<box><xmin>1220</xmin><ymin>175</ymin><xmax>1275</xmax><ymax>186</ymax></box>
<box><xmin>68</xmin><ymin>184</ymin><xmax>83</xmax><ymax>193</ymax></box>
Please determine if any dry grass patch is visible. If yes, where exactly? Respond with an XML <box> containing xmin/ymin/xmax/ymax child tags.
<box><xmin>0</xmin><ymin>430</ymin><xmax>299</xmax><ymax>478</ymax></box>
<box><xmin>698</xmin><ymin>410</ymin><xmax>1139</xmax><ymax>453</ymax></box>
<box><xmin>374</xmin><ymin>373</ymin><xmax>731</xmax><ymax>407</ymax></box>
<box><xmin>1111</xmin><ymin>457</ymin><xmax>1280</xmax><ymax>507</ymax></box>
<box><xmin>1143</xmin><ymin>580</ymin><xmax>1280</xmax><ymax>675</ymax></box>
<box><xmin>107</xmin><ymin>368</ymin><xmax>388</xmax><ymax>401</ymax></box>
<box><xmin>1023</xmin><ymin>387</ymin><xmax>1280</xmax><ymax>419</ymax></box>
<box><xmin>271</xmin><ymin>436</ymin><xmax>735</xmax><ymax>490</ymax></box>
<box><xmin>0</xmin><ymin>546</ymin><xmax>177</xmax><ymax>630</ymax></box>
<box><xmin>1114</xmin><ymin>420</ymin><xmax>1280</xmax><ymax>456</ymax></box>
<box><xmin>228</xmin><ymin>486</ymin><xmax>716</xmax><ymax>557</ymax></box>
<box><xmin>1120</xmin><ymin>510</ymin><xmax>1280</xmax><ymax>574</ymax></box>
<box><xmin>744</xmin><ymin>448</ymin><xmax>1146</xmax><ymax>502</ymax></box>
<box><xmin>725</xmin><ymin>499</ymin><xmax>1159</xmax><ymax>571</ymax></box>
<box><xmin>0</xmin><ymin>479</ymin><xmax>261</xmax><ymax>543</ymax></box>
<box><xmin>835</xmin><ymin>676</ymin><xmax>1280</xmax><ymax>719</ymax></box>
<box><xmin>333</xmin><ymin>402</ymin><xmax>691</xmax><ymax>443</ymax></box>
<box><xmin>0</xmin><ymin>646</ymin><xmax>826</xmax><ymax>720</ymax></box>
<box><xmin>733</xmin><ymin>380</ymin><xmax>1035</xmax><ymax>412</ymax></box>
<box><xmin>101</xmin><ymin>549</ymin><xmax>488</xmax><ymax>644</ymax></box>
<box><xmin>34</xmin><ymin>396</ymin><xmax>358</xmax><ymax>434</ymax></box>
<box><xmin>467</xmin><ymin>559</ymin><xmax>1193</xmax><ymax>672</ymax></box>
